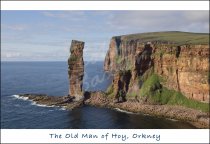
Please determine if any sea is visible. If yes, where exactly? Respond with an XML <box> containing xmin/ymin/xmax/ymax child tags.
<box><xmin>1</xmin><ymin>61</ymin><xmax>196</xmax><ymax>129</ymax></box>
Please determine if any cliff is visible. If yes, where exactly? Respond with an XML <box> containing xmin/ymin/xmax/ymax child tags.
<box><xmin>17</xmin><ymin>35</ymin><xmax>209</xmax><ymax>128</ymax></box>
<box><xmin>68</xmin><ymin>40</ymin><xmax>85</xmax><ymax>101</ymax></box>
<box><xmin>104</xmin><ymin>31</ymin><xmax>209</xmax><ymax>104</ymax></box>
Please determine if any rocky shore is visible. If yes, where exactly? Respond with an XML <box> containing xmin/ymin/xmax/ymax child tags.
<box><xmin>20</xmin><ymin>94</ymin><xmax>83</xmax><ymax>110</ymax></box>
<box><xmin>84</xmin><ymin>91</ymin><xmax>210</xmax><ymax>128</ymax></box>
<box><xmin>19</xmin><ymin>32</ymin><xmax>210</xmax><ymax>129</ymax></box>
<box><xmin>20</xmin><ymin>92</ymin><xmax>210</xmax><ymax>128</ymax></box>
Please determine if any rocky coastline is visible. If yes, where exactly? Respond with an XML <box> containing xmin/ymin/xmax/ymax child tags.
<box><xmin>84</xmin><ymin>92</ymin><xmax>209</xmax><ymax>129</ymax></box>
<box><xmin>20</xmin><ymin>92</ymin><xmax>209</xmax><ymax>128</ymax></box>
<box><xmin>19</xmin><ymin>32</ymin><xmax>209</xmax><ymax>129</ymax></box>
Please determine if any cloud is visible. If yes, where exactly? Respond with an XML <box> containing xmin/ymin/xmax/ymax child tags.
<box><xmin>41</xmin><ymin>11</ymin><xmax>86</xmax><ymax>21</ymax></box>
<box><xmin>2</xmin><ymin>24</ymin><xmax>28</xmax><ymax>31</ymax></box>
<box><xmin>183</xmin><ymin>11</ymin><xmax>209</xmax><ymax>23</ymax></box>
<box><xmin>83</xmin><ymin>41</ymin><xmax>108</xmax><ymax>61</ymax></box>
<box><xmin>2</xmin><ymin>11</ymin><xmax>209</xmax><ymax>61</ymax></box>
<box><xmin>106</xmin><ymin>11</ymin><xmax>209</xmax><ymax>33</ymax></box>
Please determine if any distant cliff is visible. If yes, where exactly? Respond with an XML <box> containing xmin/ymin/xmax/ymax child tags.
<box><xmin>104</xmin><ymin>31</ymin><xmax>209</xmax><ymax>104</ymax></box>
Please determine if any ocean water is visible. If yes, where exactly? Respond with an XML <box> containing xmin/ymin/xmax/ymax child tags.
<box><xmin>1</xmin><ymin>61</ymin><xmax>196</xmax><ymax>129</ymax></box>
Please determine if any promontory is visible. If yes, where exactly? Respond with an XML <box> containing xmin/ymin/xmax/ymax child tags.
<box><xmin>20</xmin><ymin>31</ymin><xmax>210</xmax><ymax>128</ymax></box>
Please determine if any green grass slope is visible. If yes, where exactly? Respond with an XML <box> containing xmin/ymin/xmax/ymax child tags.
<box><xmin>138</xmin><ymin>73</ymin><xmax>209</xmax><ymax>112</ymax></box>
<box><xmin>114</xmin><ymin>31</ymin><xmax>209</xmax><ymax>45</ymax></box>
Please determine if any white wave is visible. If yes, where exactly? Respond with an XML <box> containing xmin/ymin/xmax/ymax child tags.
<box><xmin>114</xmin><ymin>108</ymin><xmax>134</xmax><ymax>114</ymax></box>
<box><xmin>12</xmin><ymin>95</ymin><xmax>29</xmax><ymax>101</ymax></box>
<box><xmin>59</xmin><ymin>107</ymin><xmax>67</xmax><ymax>111</ymax></box>
<box><xmin>31</xmin><ymin>102</ymin><xmax>56</xmax><ymax>108</ymax></box>
<box><xmin>12</xmin><ymin>94</ymin><xmax>68</xmax><ymax>111</ymax></box>
<box><xmin>59</xmin><ymin>106</ymin><xmax>67</xmax><ymax>111</ymax></box>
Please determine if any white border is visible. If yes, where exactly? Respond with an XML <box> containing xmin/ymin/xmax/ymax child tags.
<box><xmin>1</xmin><ymin>129</ymin><xmax>210</xmax><ymax>143</ymax></box>
<box><xmin>1</xmin><ymin>1</ymin><xmax>209</xmax><ymax>10</ymax></box>
<box><xmin>1</xmin><ymin>1</ymin><xmax>209</xmax><ymax>144</ymax></box>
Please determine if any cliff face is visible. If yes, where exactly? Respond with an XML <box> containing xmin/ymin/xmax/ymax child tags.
<box><xmin>104</xmin><ymin>36</ymin><xmax>138</xmax><ymax>72</ymax></box>
<box><xmin>104</xmin><ymin>32</ymin><xmax>209</xmax><ymax>102</ymax></box>
<box><xmin>153</xmin><ymin>44</ymin><xmax>209</xmax><ymax>102</ymax></box>
<box><xmin>68</xmin><ymin>40</ymin><xmax>85</xmax><ymax>101</ymax></box>
<box><xmin>112</xmin><ymin>70</ymin><xmax>132</xmax><ymax>102</ymax></box>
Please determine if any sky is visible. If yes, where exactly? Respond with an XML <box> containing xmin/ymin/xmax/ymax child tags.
<box><xmin>1</xmin><ymin>11</ymin><xmax>209</xmax><ymax>61</ymax></box>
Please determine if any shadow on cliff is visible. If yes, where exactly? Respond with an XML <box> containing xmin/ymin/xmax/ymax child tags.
<box><xmin>135</xmin><ymin>44</ymin><xmax>154</xmax><ymax>76</ymax></box>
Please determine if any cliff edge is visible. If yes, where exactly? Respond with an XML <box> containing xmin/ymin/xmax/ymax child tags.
<box><xmin>104</xmin><ymin>31</ymin><xmax>209</xmax><ymax>109</ymax></box>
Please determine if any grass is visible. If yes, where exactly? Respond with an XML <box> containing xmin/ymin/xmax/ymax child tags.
<box><xmin>113</xmin><ymin>31</ymin><xmax>209</xmax><ymax>46</ymax></box>
<box><xmin>105</xmin><ymin>66</ymin><xmax>209</xmax><ymax>112</ymax></box>
<box><xmin>152</xmin><ymin>87</ymin><xmax>209</xmax><ymax>112</ymax></box>
<box><xmin>139</xmin><ymin>73</ymin><xmax>209</xmax><ymax>112</ymax></box>
<box><xmin>139</xmin><ymin>74</ymin><xmax>162</xmax><ymax>97</ymax></box>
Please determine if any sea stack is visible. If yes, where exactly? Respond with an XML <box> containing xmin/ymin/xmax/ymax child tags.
<box><xmin>68</xmin><ymin>40</ymin><xmax>85</xmax><ymax>101</ymax></box>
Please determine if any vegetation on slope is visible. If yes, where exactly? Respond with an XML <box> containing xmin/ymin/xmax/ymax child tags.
<box><xmin>107</xmin><ymin>31</ymin><xmax>209</xmax><ymax>112</ymax></box>
<box><xmin>113</xmin><ymin>31</ymin><xmax>209</xmax><ymax>46</ymax></box>
<box><xmin>138</xmin><ymin>73</ymin><xmax>209</xmax><ymax>112</ymax></box>
<box><xmin>106</xmin><ymin>67</ymin><xmax>209</xmax><ymax>112</ymax></box>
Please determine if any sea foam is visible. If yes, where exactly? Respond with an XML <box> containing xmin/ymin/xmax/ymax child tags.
<box><xmin>114</xmin><ymin>108</ymin><xmax>134</xmax><ymax>114</ymax></box>
<box><xmin>12</xmin><ymin>94</ymin><xmax>67</xmax><ymax>111</ymax></box>
<box><xmin>12</xmin><ymin>94</ymin><xmax>29</xmax><ymax>101</ymax></box>
<box><xmin>59</xmin><ymin>107</ymin><xmax>67</xmax><ymax>111</ymax></box>
<box><xmin>31</xmin><ymin>102</ymin><xmax>57</xmax><ymax>108</ymax></box>
<box><xmin>31</xmin><ymin>102</ymin><xmax>67</xmax><ymax>111</ymax></box>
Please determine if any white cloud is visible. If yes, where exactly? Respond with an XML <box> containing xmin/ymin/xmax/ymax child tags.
<box><xmin>2</xmin><ymin>11</ymin><xmax>209</xmax><ymax>61</ymax></box>
<box><xmin>83</xmin><ymin>41</ymin><xmax>108</xmax><ymax>61</ymax></box>
<box><xmin>41</xmin><ymin>11</ymin><xmax>86</xmax><ymax>21</ymax></box>
<box><xmin>106</xmin><ymin>11</ymin><xmax>209</xmax><ymax>33</ymax></box>
<box><xmin>183</xmin><ymin>11</ymin><xmax>209</xmax><ymax>23</ymax></box>
<box><xmin>2</xmin><ymin>24</ymin><xmax>28</xmax><ymax>31</ymax></box>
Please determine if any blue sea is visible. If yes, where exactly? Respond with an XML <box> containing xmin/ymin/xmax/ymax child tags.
<box><xmin>1</xmin><ymin>61</ymin><xmax>195</xmax><ymax>129</ymax></box>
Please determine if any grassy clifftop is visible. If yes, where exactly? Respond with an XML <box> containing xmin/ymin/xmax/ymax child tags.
<box><xmin>113</xmin><ymin>31</ymin><xmax>209</xmax><ymax>45</ymax></box>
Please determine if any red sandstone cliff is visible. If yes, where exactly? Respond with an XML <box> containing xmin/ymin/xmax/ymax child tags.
<box><xmin>68</xmin><ymin>40</ymin><xmax>85</xmax><ymax>101</ymax></box>
<box><xmin>104</xmin><ymin>32</ymin><xmax>209</xmax><ymax>102</ymax></box>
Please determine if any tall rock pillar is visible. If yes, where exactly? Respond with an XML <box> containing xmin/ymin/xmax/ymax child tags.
<box><xmin>68</xmin><ymin>40</ymin><xmax>85</xmax><ymax>101</ymax></box>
